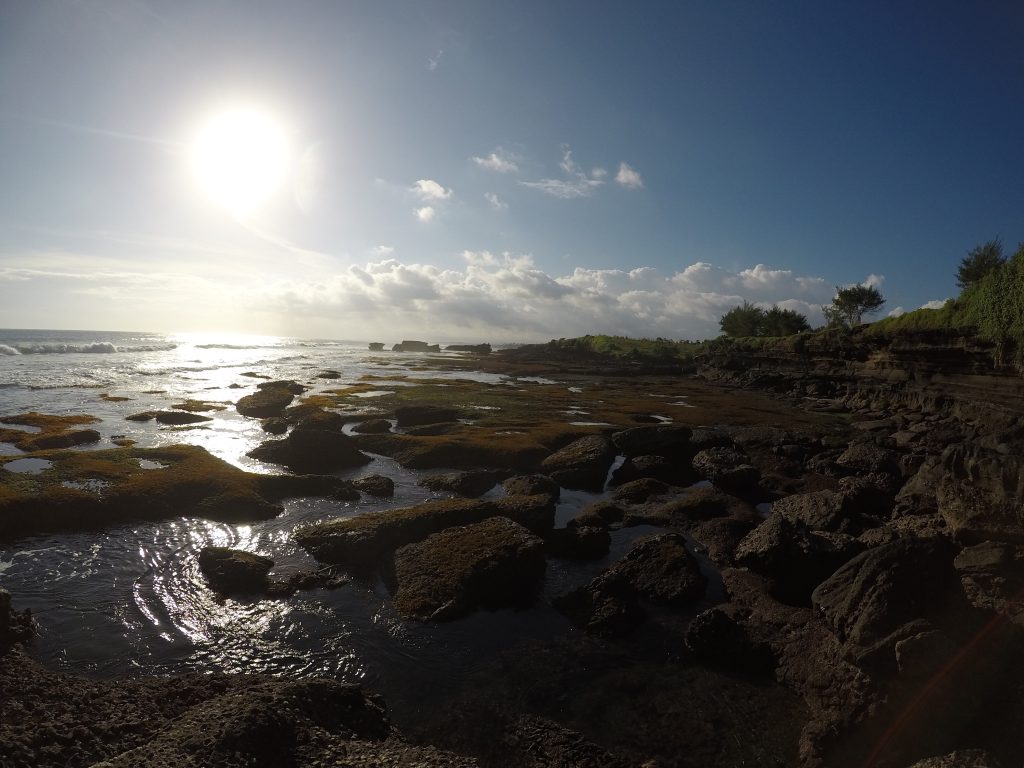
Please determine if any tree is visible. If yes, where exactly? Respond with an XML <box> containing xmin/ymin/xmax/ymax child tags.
<box><xmin>719</xmin><ymin>302</ymin><xmax>810</xmax><ymax>337</ymax></box>
<box><xmin>719</xmin><ymin>301</ymin><xmax>764</xmax><ymax>337</ymax></box>
<box><xmin>761</xmin><ymin>305</ymin><xmax>810</xmax><ymax>336</ymax></box>
<box><xmin>957</xmin><ymin>239</ymin><xmax>1005</xmax><ymax>289</ymax></box>
<box><xmin>826</xmin><ymin>284</ymin><xmax>886</xmax><ymax>327</ymax></box>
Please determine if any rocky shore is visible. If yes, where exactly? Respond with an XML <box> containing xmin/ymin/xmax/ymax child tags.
<box><xmin>3</xmin><ymin>330</ymin><xmax>1024</xmax><ymax>767</ymax></box>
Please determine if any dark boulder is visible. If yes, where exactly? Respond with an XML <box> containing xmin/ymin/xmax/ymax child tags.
<box><xmin>352</xmin><ymin>418</ymin><xmax>392</xmax><ymax>434</ymax></box>
<box><xmin>352</xmin><ymin>474</ymin><xmax>395</xmax><ymax>497</ymax></box>
<box><xmin>261</xmin><ymin>417</ymin><xmax>288</xmax><ymax>435</ymax></box>
<box><xmin>248</xmin><ymin>424</ymin><xmax>371</xmax><ymax>474</ymax></box>
<box><xmin>153</xmin><ymin>410</ymin><xmax>213</xmax><ymax>425</ymax></box>
<box><xmin>197</xmin><ymin>547</ymin><xmax>274</xmax><ymax>594</ymax></box>
<box><xmin>540</xmin><ymin>434</ymin><xmax>616</xmax><ymax>491</ymax></box>
<box><xmin>0</xmin><ymin>588</ymin><xmax>35</xmax><ymax>651</ymax></box>
<box><xmin>611</xmin><ymin>477</ymin><xmax>672</xmax><ymax>505</ymax></box>
<box><xmin>570</xmin><ymin>500</ymin><xmax>625</xmax><ymax>529</ymax></box>
<box><xmin>773</xmin><ymin>489</ymin><xmax>865</xmax><ymax>535</ymax></box>
<box><xmin>609</xmin><ymin>454</ymin><xmax>697</xmax><ymax>487</ymax></box>
<box><xmin>692</xmin><ymin>447</ymin><xmax>762</xmax><ymax>498</ymax></box>
<box><xmin>23</xmin><ymin>428</ymin><xmax>101</xmax><ymax>449</ymax></box>
<box><xmin>611</xmin><ymin>424</ymin><xmax>693</xmax><ymax>458</ymax></box>
<box><xmin>236</xmin><ymin>381</ymin><xmax>302</xmax><ymax>418</ymax></box>
<box><xmin>611</xmin><ymin>533</ymin><xmax>707</xmax><ymax>606</ymax></box>
<box><xmin>735</xmin><ymin>514</ymin><xmax>865</xmax><ymax>604</ymax></box>
<box><xmin>393</xmin><ymin>405</ymin><xmax>464</xmax><ymax>427</ymax></box>
<box><xmin>392</xmin><ymin>517</ymin><xmax>545</xmax><ymax>620</ymax></box>
<box><xmin>936</xmin><ymin>445</ymin><xmax>1024</xmax><ymax>543</ymax></box>
<box><xmin>811</xmin><ymin>536</ymin><xmax>965</xmax><ymax>673</ymax></box>
<box><xmin>419</xmin><ymin>470</ymin><xmax>503</xmax><ymax>497</ymax></box>
<box><xmin>502</xmin><ymin>474</ymin><xmax>560</xmax><ymax>499</ymax></box>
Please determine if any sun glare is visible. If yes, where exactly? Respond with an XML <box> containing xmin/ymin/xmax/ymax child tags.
<box><xmin>189</xmin><ymin>106</ymin><xmax>290</xmax><ymax>216</ymax></box>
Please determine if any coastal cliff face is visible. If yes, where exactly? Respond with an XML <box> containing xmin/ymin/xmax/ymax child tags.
<box><xmin>699</xmin><ymin>328</ymin><xmax>1024</xmax><ymax>429</ymax></box>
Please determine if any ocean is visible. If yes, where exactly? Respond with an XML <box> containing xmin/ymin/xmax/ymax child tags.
<box><xmin>0</xmin><ymin>329</ymin><xmax>654</xmax><ymax>724</ymax></box>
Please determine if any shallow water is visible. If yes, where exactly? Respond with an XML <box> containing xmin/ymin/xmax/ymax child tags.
<box><xmin>0</xmin><ymin>329</ymin><xmax>716</xmax><ymax>725</ymax></box>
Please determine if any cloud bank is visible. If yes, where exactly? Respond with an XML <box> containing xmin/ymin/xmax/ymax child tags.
<box><xmin>253</xmin><ymin>254</ymin><xmax>841</xmax><ymax>342</ymax></box>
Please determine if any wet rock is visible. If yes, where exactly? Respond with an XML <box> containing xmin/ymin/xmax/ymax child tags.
<box><xmin>260</xmin><ymin>417</ymin><xmax>288</xmax><ymax>435</ymax></box>
<box><xmin>736</xmin><ymin>514</ymin><xmax>865</xmax><ymax>604</ymax></box>
<box><xmin>556</xmin><ymin>533</ymin><xmax>705</xmax><ymax>636</ymax></box>
<box><xmin>352</xmin><ymin>418</ymin><xmax>391</xmax><ymax>434</ymax></box>
<box><xmin>612</xmin><ymin>533</ymin><xmax>707</xmax><ymax>606</ymax></box>
<box><xmin>352</xmin><ymin>474</ymin><xmax>395</xmax><ymax>497</ymax></box>
<box><xmin>692</xmin><ymin>447</ymin><xmax>762</xmax><ymax>497</ymax></box>
<box><xmin>403</xmin><ymin>422</ymin><xmax>462</xmax><ymax>436</ymax></box>
<box><xmin>295</xmin><ymin>495</ymin><xmax>555</xmax><ymax>569</ymax></box>
<box><xmin>502</xmin><ymin>473</ymin><xmax>560</xmax><ymax>499</ymax></box>
<box><xmin>265</xmin><ymin>567</ymin><xmax>351</xmax><ymax>597</ymax></box>
<box><xmin>644</xmin><ymin>485</ymin><xmax>740</xmax><ymax>522</ymax></box>
<box><xmin>316</xmin><ymin>369</ymin><xmax>341</xmax><ymax>379</ymax></box>
<box><xmin>689</xmin><ymin>427</ymin><xmax>734</xmax><ymax>451</ymax></box>
<box><xmin>392</xmin><ymin>517</ymin><xmax>545</xmax><ymax>621</ymax></box>
<box><xmin>545</xmin><ymin>525</ymin><xmax>610</xmax><ymax>560</ymax></box>
<box><xmin>393</xmin><ymin>405</ymin><xmax>464</xmax><ymax>427</ymax></box>
<box><xmin>570</xmin><ymin>500</ymin><xmax>625</xmax><ymax>529</ymax></box>
<box><xmin>540</xmin><ymin>434</ymin><xmax>616</xmax><ymax>491</ymax></box>
<box><xmin>126</xmin><ymin>410</ymin><xmax>158</xmax><ymax>421</ymax></box>
<box><xmin>23</xmin><ymin>428</ymin><xmax>102</xmax><ymax>450</ymax></box>
<box><xmin>811</xmin><ymin>536</ymin><xmax>965</xmax><ymax>673</ymax></box>
<box><xmin>554</xmin><ymin>572</ymin><xmax>644</xmax><ymax>638</ymax></box>
<box><xmin>954</xmin><ymin>541</ymin><xmax>1024</xmax><ymax>623</ymax></box>
<box><xmin>609</xmin><ymin>453</ymin><xmax>696</xmax><ymax>487</ymax></box>
<box><xmin>610</xmin><ymin>477</ymin><xmax>672</xmax><ymax>505</ymax></box>
<box><xmin>235</xmin><ymin>381</ymin><xmax>303</xmax><ymax>418</ymax></box>
<box><xmin>197</xmin><ymin>547</ymin><xmax>274</xmax><ymax>594</ymax></box>
<box><xmin>419</xmin><ymin>470</ymin><xmax>503</xmax><ymax>497</ymax></box>
<box><xmin>248</xmin><ymin>422</ymin><xmax>371</xmax><ymax>474</ymax></box>
<box><xmin>152</xmin><ymin>411</ymin><xmax>213</xmax><ymax>426</ymax></box>
<box><xmin>894</xmin><ymin>628</ymin><xmax>958</xmax><ymax>678</ymax></box>
<box><xmin>611</xmin><ymin>424</ymin><xmax>693</xmax><ymax>458</ymax></box>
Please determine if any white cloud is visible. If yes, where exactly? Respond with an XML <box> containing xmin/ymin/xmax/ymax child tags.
<box><xmin>412</xmin><ymin>179</ymin><xmax>452</xmax><ymax>201</ymax></box>
<box><xmin>484</xmin><ymin>192</ymin><xmax>507</xmax><ymax>211</ymax></box>
<box><xmin>414</xmin><ymin>206</ymin><xmax>436</xmax><ymax>222</ymax></box>
<box><xmin>888</xmin><ymin>306</ymin><xmax>906</xmax><ymax>317</ymax></box>
<box><xmin>591</xmin><ymin>167</ymin><xmax>608</xmax><ymax>179</ymax></box>
<box><xmin>427</xmin><ymin>49</ymin><xmax>443</xmax><ymax>71</ymax></box>
<box><xmin>373</xmin><ymin>245</ymin><xmax>395</xmax><ymax>257</ymax></box>
<box><xmin>863</xmin><ymin>273</ymin><xmax>885</xmax><ymax>289</ymax></box>
<box><xmin>615</xmin><ymin>162</ymin><xmax>644</xmax><ymax>189</ymax></box>
<box><xmin>519</xmin><ymin>178</ymin><xmax>604</xmax><ymax>199</ymax></box>
<box><xmin>520</xmin><ymin>145</ymin><xmax>606</xmax><ymax>199</ymax></box>
<box><xmin>254</xmin><ymin>256</ymin><xmax>838</xmax><ymax>342</ymax></box>
<box><xmin>921</xmin><ymin>299</ymin><xmax>949</xmax><ymax>310</ymax></box>
<box><xmin>472</xmin><ymin>148</ymin><xmax>519</xmax><ymax>173</ymax></box>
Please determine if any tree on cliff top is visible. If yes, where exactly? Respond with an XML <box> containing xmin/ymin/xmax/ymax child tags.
<box><xmin>824</xmin><ymin>284</ymin><xmax>886</xmax><ymax>328</ymax></box>
<box><xmin>719</xmin><ymin>302</ymin><xmax>809</xmax><ymax>337</ymax></box>
<box><xmin>957</xmin><ymin>239</ymin><xmax>1005</xmax><ymax>289</ymax></box>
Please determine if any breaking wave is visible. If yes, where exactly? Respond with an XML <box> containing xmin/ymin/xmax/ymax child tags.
<box><xmin>0</xmin><ymin>342</ymin><xmax>177</xmax><ymax>355</ymax></box>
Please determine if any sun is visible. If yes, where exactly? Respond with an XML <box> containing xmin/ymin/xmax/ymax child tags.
<box><xmin>188</xmin><ymin>106</ymin><xmax>290</xmax><ymax>216</ymax></box>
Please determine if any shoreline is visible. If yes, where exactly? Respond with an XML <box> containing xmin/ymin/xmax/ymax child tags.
<box><xmin>2</xmin><ymin>341</ymin><xmax>1023</xmax><ymax>767</ymax></box>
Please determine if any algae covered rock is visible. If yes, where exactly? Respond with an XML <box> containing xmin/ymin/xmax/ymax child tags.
<box><xmin>540</xmin><ymin>434</ymin><xmax>616</xmax><ymax>491</ymax></box>
<box><xmin>197</xmin><ymin>547</ymin><xmax>274</xmax><ymax>594</ymax></box>
<box><xmin>393</xmin><ymin>404</ymin><xmax>464</xmax><ymax>427</ymax></box>
<box><xmin>235</xmin><ymin>380</ymin><xmax>304</xmax><ymax>418</ymax></box>
<box><xmin>611</xmin><ymin>424</ymin><xmax>693</xmax><ymax>458</ymax></box>
<box><xmin>248</xmin><ymin>421</ymin><xmax>371</xmax><ymax>474</ymax></box>
<box><xmin>418</xmin><ymin>470</ymin><xmax>503</xmax><ymax>497</ymax></box>
<box><xmin>295</xmin><ymin>495</ymin><xmax>555</xmax><ymax>569</ymax></box>
<box><xmin>392</xmin><ymin>516</ymin><xmax>545</xmax><ymax>620</ymax></box>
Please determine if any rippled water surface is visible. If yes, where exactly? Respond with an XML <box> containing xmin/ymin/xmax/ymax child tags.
<box><xmin>0</xmin><ymin>329</ymin><xmax>709</xmax><ymax>722</ymax></box>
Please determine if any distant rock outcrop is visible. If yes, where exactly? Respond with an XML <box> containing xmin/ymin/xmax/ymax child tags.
<box><xmin>392</xmin><ymin>340</ymin><xmax>440</xmax><ymax>352</ymax></box>
<box><xmin>445</xmin><ymin>343</ymin><xmax>492</xmax><ymax>354</ymax></box>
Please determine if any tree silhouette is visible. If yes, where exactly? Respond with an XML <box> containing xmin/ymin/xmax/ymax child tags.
<box><xmin>826</xmin><ymin>284</ymin><xmax>886</xmax><ymax>327</ymax></box>
<box><xmin>957</xmin><ymin>239</ymin><xmax>1005</xmax><ymax>289</ymax></box>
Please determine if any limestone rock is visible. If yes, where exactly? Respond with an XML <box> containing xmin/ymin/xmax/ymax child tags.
<box><xmin>540</xmin><ymin>434</ymin><xmax>616</xmax><ymax>491</ymax></box>
<box><xmin>392</xmin><ymin>517</ymin><xmax>545</xmax><ymax>621</ymax></box>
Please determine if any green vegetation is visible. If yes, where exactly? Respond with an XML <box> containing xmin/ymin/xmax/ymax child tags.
<box><xmin>957</xmin><ymin>239</ymin><xmax>1005</xmax><ymax>289</ymax></box>
<box><xmin>823</xmin><ymin>284</ymin><xmax>886</xmax><ymax>327</ymax></box>
<box><xmin>719</xmin><ymin>302</ymin><xmax>810</xmax><ymax>338</ymax></box>
<box><xmin>545</xmin><ymin>335</ymin><xmax>706</xmax><ymax>360</ymax></box>
<box><xmin>871</xmin><ymin>240</ymin><xmax>1024</xmax><ymax>362</ymax></box>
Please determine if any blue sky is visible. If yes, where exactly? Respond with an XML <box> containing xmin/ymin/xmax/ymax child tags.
<box><xmin>1</xmin><ymin>0</ymin><xmax>1022</xmax><ymax>340</ymax></box>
